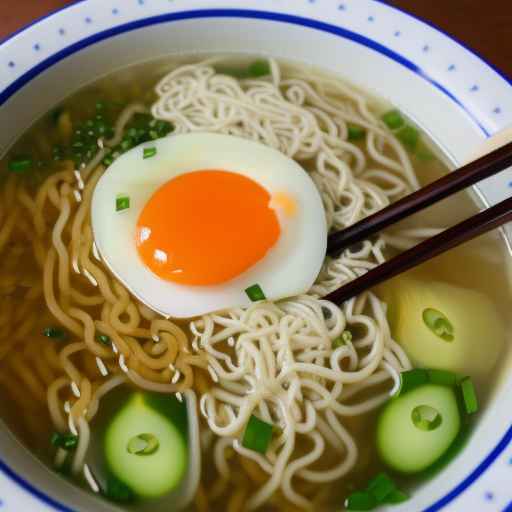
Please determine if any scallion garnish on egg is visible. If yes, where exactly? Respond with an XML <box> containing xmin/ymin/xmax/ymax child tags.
<box><xmin>143</xmin><ymin>147</ymin><xmax>157</xmax><ymax>159</ymax></box>
<box><xmin>245</xmin><ymin>284</ymin><xmax>266</xmax><ymax>302</ymax></box>
<box><xmin>116</xmin><ymin>195</ymin><xmax>130</xmax><ymax>212</ymax></box>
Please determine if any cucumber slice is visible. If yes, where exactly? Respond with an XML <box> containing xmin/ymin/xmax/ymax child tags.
<box><xmin>377</xmin><ymin>384</ymin><xmax>461</xmax><ymax>473</ymax></box>
<box><xmin>104</xmin><ymin>392</ymin><xmax>188</xmax><ymax>499</ymax></box>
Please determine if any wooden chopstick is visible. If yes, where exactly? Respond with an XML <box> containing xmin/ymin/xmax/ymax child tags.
<box><xmin>325</xmin><ymin>195</ymin><xmax>512</xmax><ymax>305</ymax></box>
<box><xmin>327</xmin><ymin>140</ymin><xmax>512</xmax><ymax>255</ymax></box>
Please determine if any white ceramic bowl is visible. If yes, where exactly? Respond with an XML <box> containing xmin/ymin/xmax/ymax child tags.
<box><xmin>1</xmin><ymin>1</ymin><xmax>511</xmax><ymax>511</ymax></box>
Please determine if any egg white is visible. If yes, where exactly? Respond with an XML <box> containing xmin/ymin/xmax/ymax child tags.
<box><xmin>91</xmin><ymin>133</ymin><xmax>327</xmax><ymax>318</ymax></box>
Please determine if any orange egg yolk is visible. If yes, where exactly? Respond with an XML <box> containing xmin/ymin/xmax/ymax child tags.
<box><xmin>136</xmin><ymin>170</ymin><xmax>281</xmax><ymax>286</ymax></box>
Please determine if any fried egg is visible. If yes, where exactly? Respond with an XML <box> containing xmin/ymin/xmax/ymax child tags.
<box><xmin>91</xmin><ymin>133</ymin><xmax>327</xmax><ymax>318</ymax></box>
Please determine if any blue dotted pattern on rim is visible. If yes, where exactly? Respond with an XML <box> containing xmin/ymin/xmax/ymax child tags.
<box><xmin>1</xmin><ymin>0</ymin><xmax>504</xmax><ymax>120</ymax></box>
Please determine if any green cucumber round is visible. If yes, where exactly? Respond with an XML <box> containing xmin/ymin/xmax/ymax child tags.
<box><xmin>104</xmin><ymin>392</ymin><xmax>187</xmax><ymax>498</ymax></box>
<box><xmin>377</xmin><ymin>384</ymin><xmax>461</xmax><ymax>473</ymax></box>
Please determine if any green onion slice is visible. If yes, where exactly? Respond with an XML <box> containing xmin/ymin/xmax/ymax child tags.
<box><xmin>332</xmin><ymin>330</ymin><xmax>353</xmax><ymax>349</ymax></box>
<box><xmin>422</xmin><ymin>308</ymin><xmax>454</xmax><ymax>342</ymax></box>
<box><xmin>143</xmin><ymin>147</ymin><xmax>157</xmax><ymax>159</ymax></box>
<box><xmin>126</xmin><ymin>433</ymin><xmax>159</xmax><ymax>456</ymax></box>
<box><xmin>346</xmin><ymin>472</ymin><xmax>408</xmax><ymax>510</ymax></box>
<box><xmin>427</xmin><ymin>369</ymin><xmax>457</xmax><ymax>387</ymax></box>
<box><xmin>247</xmin><ymin>60</ymin><xmax>271</xmax><ymax>78</ymax></box>
<box><xmin>459</xmin><ymin>377</ymin><xmax>479</xmax><ymax>414</ymax></box>
<box><xmin>345</xmin><ymin>491</ymin><xmax>377</xmax><ymax>511</ymax></box>
<box><xmin>396</xmin><ymin>368</ymin><xmax>429</xmax><ymax>396</ymax></box>
<box><xmin>8</xmin><ymin>156</ymin><xmax>33</xmax><ymax>174</ymax></box>
<box><xmin>116</xmin><ymin>195</ymin><xmax>130</xmax><ymax>212</ymax></box>
<box><xmin>411</xmin><ymin>405</ymin><xmax>443</xmax><ymax>431</ymax></box>
<box><xmin>245</xmin><ymin>284</ymin><xmax>266</xmax><ymax>302</ymax></box>
<box><xmin>216</xmin><ymin>59</ymin><xmax>271</xmax><ymax>79</ymax></box>
<box><xmin>386</xmin><ymin>489</ymin><xmax>409</xmax><ymax>504</ymax></box>
<box><xmin>97</xmin><ymin>334</ymin><xmax>111</xmax><ymax>345</ymax></box>
<box><xmin>381</xmin><ymin>109</ymin><xmax>405</xmax><ymax>130</ymax></box>
<box><xmin>347</xmin><ymin>124</ymin><xmax>366</xmax><ymax>141</ymax></box>
<box><xmin>103</xmin><ymin>474</ymin><xmax>136</xmax><ymax>503</ymax></box>
<box><xmin>43</xmin><ymin>327</ymin><xmax>68</xmax><ymax>341</ymax></box>
<box><xmin>242</xmin><ymin>415</ymin><xmax>273</xmax><ymax>454</ymax></box>
<box><xmin>367</xmin><ymin>472</ymin><xmax>396</xmax><ymax>502</ymax></box>
<box><xmin>397</xmin><ymin>125</ymin><xmax>420</xmax><ymax>150</ymax></box>
<box><xmin>51</xmin><ymin>432</ymin><xmax>79</xmax><ymax>450</ymax></box>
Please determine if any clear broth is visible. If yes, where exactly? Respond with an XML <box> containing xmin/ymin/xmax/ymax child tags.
<box><xmin>0</xmin><ymin>55</ymin><xmax>511</xmax><ymax>511</ymax></box>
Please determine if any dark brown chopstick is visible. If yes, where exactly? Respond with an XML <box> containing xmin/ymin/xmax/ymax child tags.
<box><xmin>325</xmin><ymin>195</ymin><xmax>512</xmax><ymax>305</ymax></box>
<box><xmin>327</xmin><ymin>141</ymin><xmax>512</xmax><ymax>255</ymax></box>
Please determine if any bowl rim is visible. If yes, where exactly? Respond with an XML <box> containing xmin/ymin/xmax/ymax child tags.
<box><xmin>0</xmin><ymin>2</ymin><xmax>511</xmax><ymax>511</ymax></box>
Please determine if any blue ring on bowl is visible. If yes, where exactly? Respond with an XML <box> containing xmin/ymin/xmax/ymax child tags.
<box><xmin>0</xmin><ymin>8</ymin><xmax>492</xmax><ymax>136</ymax></box>
<box><xmin>0</xmin><ymin>7</ymin><xmax>511</xmax><ymax>512</ymax></box>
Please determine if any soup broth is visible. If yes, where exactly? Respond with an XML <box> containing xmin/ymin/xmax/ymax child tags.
<box><xmin>0</xmin><ymin>55</ymin><xmax>510</xmax><ymax>511</ymax></box>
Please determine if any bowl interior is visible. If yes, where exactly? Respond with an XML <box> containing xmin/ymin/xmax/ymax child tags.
<box><xmin>1</xmin><ymin>4</ymin><xmax>512</xmax><ymax>511</ymax></box>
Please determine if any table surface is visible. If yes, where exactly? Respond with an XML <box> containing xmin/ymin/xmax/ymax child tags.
<box><xmin>1</xmin><ymin>0</ymin><xmax>511</xmax><ymax>78</ymax></box>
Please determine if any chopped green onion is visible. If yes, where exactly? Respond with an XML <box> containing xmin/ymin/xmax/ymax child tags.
<box><xmin>103</xmin><ymin>155</ymin><xmax>114</xmax><ymax>166</ymax></box>
<box><xmin>95</xmin><ymin>120</ymin><xmax>112</xmax><ymax>137</ymax></box>
<box><xmin>51</xmin><ymin>432</ymin><xmax>79</xmax><ymax>450</ymax></box>
<box><xmin>245</xmin><ymin>284</ymin><xmax>266</xmax><ymax>302</ymax></box>
<box><xmin>242</xmin><ymin>415</ymin><xmax>273</xmax><ymax>454</ymax></box>
<box><xmin>411</xmin><ymin>404</ymin><xmax>442</xmax><ymax>431</ymax></box>
<box><xmin>381</xmin><ymin>109</ymin><xmax>405</xmax><ymax>130</ymax></box>
<box><xmin>143</xmin><ymin>147</ymin><xmax>157</xmax><ymax>159</ymax></box>
<box><xmin>345</xmin><ymin>491</ymin><xmax>377</xmax><ymax>511</ymax></box>
<box><xmin>422</xmin><ymin>308</ymin><xmax>454</xmax><ymax>342</ymax></box>
<box><xmin>347</xmin><ymin>124</ymin><xmax>366</xmax><ymax>141</ymax></box>
<box><xmin>459</xmin><ymin>377</ymin><xmax>479</xmax><ymax>414</ymax></box>
<box><xmin>346</xmin><ymin>472</ymin><xmax>408</xmax><ymax>510</ymax></box>
<box><xmin>247</xmin><ymin>60</ymin><xmax>271</xmax><ymax>78</ymax></box>
<box><xmin>342</xmin><ymin>330</ymin><xmax>353</xmax><ymax>343</ymax></box>
<box><xmin>126</xmin><ymin>433</ymin><xmax>159</xmax><ymax>455</ymax></box>
<box><xmin>386</xmin><ymin>489</ymin><xmax>409</xmax><ymax>504</ymax></box>
<box><xmin>397</xmin><ymin>125</ymin><xmax>420</xmax><ymax>150</ymax></box>
<box><xmin>216</xmin><ymin>59</ymin><xmax>271</xmax><ymax>79</ymax></box>
<box><xmin>120</xmin><ymin>138</ymin><xmax>134</xmax><ymax>151</ymax></box>
<box><xmin>103</xmin><ymin>474</ymin><xmax>136</xmax><ymax>503</ymax></box>
<box><xmin>116</xmin><ymin>195</ymin><xmax>130</xmax><ymax>212</ymax></box>
<box><xmin>96</xmin><ymin>101</ymin><xmax>107</xmax><ymax>112</ymax></box>
<box><xmin>332</xmin><ymin>330</ymin><xmax>353</xmax><ymax>349</ymax></box>
<box><xmin>154</xmin><ymin>120</ymin><xmax>173</xmax><ymax>137</ymax></box>
<box><xmin>427</xmin><ymin>369</ymin><xmax>457</xmax><ymax>387</ymax></box>
<box><xmin>97</xmin><ymin>334</ymin><xmax>111</xmax><ymax>345</ymax></box>
<box><xmin>8</xmin><ymin>156</ymin><xmax>33</xmax><ymax>173</ymax></box>
<box><xmin>366</xmin><ymin>473</ymin><xmax>396</xmax><ymax>502</ymax></box>
<box><xmin>396</xmin><ymin>368</ymin><xmax>429</xmax><ymax>396</ymax></box>
<box><xmin>43</xmin><ymin>326</ymin><xmax>68</xmax><ymax>341</ymax></box>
